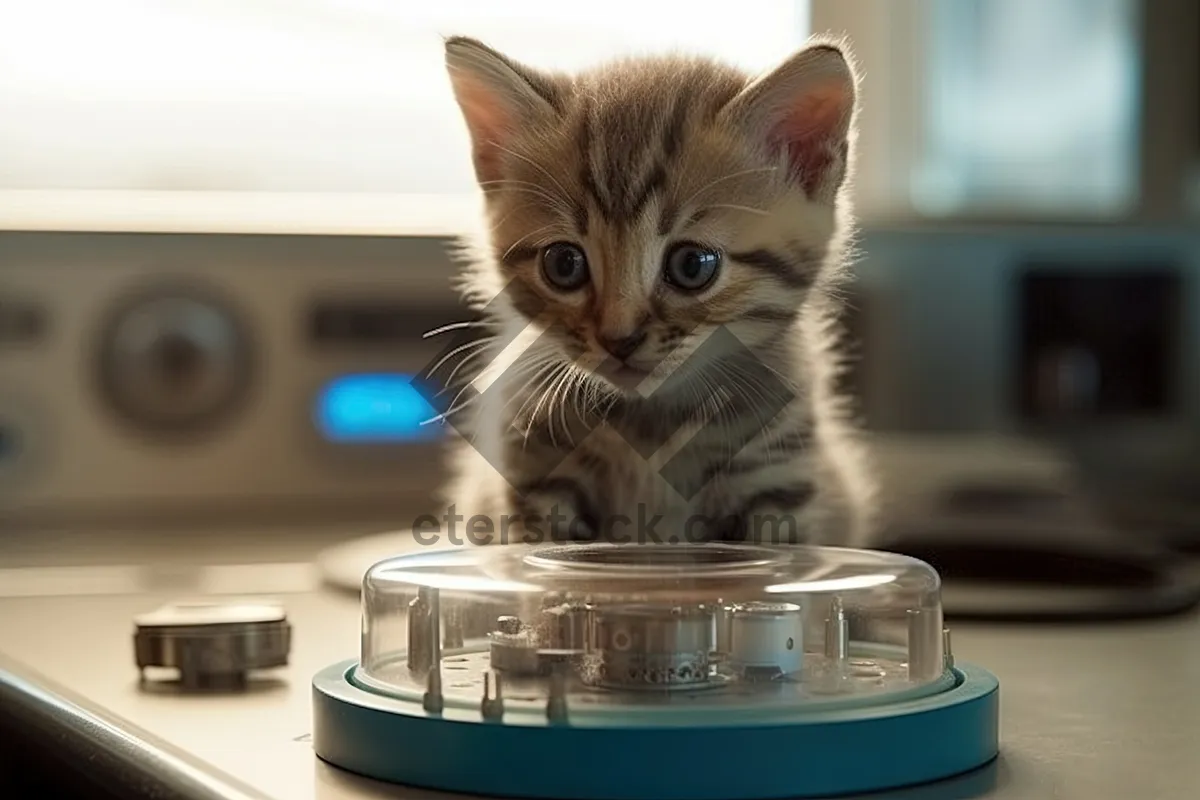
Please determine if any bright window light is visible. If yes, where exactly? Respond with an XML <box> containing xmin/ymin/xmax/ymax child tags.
<box><xmin>0</xmin><ymin>2</ymin><xmax>810</xmax><ymax>197</ymax></box>
<box><xmin>912</xmin><ymin>0</ymin><xmax>1139</xmax><ymax>217</ymax></box>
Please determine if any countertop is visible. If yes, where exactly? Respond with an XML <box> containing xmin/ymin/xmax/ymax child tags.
<box><xmin>0</xmin><ymin>525</ymin><xmax>1198</xmax><ymax>800</ymax></box>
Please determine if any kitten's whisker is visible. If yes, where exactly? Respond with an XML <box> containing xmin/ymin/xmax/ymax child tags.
<box><xmin>438</xmin><ymin>381</ymin><xmax>480</xmax><ymax>423</ymax></box>
<box><xmin>550</xmin><ymin>364</ymin><xmax>579</xmax><ymax>443</ymax></box>
<box><xmin>726</xmin><ymin>358</ymin><xmax>795</xmax><ymax>405</ymax></box>
<box><xmin>707</xmin><ymin>374</ymin><xmax>741</xmax><ymax>443</ymax></box>
<box><xmin>716</xmin><ymin>358</ymin><xmax>798</xmax><ymax>465</ymax></box>
<box><xmin>430</xmin><ymin>352</ymin><xmax>528</xmax><ymax>422</ymax></box>
<box><xmin>542</xmin><ymin>364</ymin><xmax>575</xmax><ymax>448</ymax></box>
<box><xmin>490</xmin><ymin>143</ymin><xmax>574</xmax><ymax>212</ymax></box>
<box><xmin>426</xmin><ymin>347</ymin><xmax>549</xmax><ymax>426</ymax></box>
<box><xmin>488</xmin><ymin>186</ymin><xmax>570</xmax><ymax>213</ymax></box>
<box><xmin>698</xmin><ymin>203</ymin><xmax>770</xmax><ymax>217</ymax></box>
<box><xmin>506</xmin><ymin>360</ymin><xmax>560</xmax><ymax>429</ymax></box>
<box><xmin>562</xmin><ymin>366</ymin><xmax>592</xmax><ymax>447</ymax></box>
<box><xmin>423</xmin><ymin>320</ymin><xmax>483</xmax><ymax>339</ymax></box>
<box><xmin>719</xmin><ymin>356</ymin><xmax>792</xmax><ymax>409</ymax></box>
<box><xmin>677</xmin><ymin>166</ymin><xmax>778</xmax><ymax>216</ymax></box>
<box><xmin>568</xmin><ymin>355</ymin><xmax>601</xmax><ymax>413</ymax></box>
<box><xmin>502</xmin><ymin>224</ymin><xmax>556</xmax><ymax>262</ymax></box>
<box><xmin>525</xmin><ymin>363</ymin><xmax>570</xmax><ymax>447</ymax></box>
<box><xmin>513</xmin><ymin>359</ymin><xmax>566</xmax><ymax>438</ymax></box>
<box><xmin>680</xmin><ymin>375</ymin><xmax>721</xmax><ymax>470</ymax></box>
<box><xmin>480</xmin><ymin>179</ymin><xmax>561</xmax><ymax>192</ymax></box>
<box><xmin>420</xmin><ymin>397</ymin><xmax>476</xmax><ymax>427</ymax></box>
<box><xmin>424</xmin><ymin>377</ymin><xmax>486</xmax><ymax>420</ymax></box>
<box><xmin>483</xmin><ymin>187</ymin><xmax>576</xmax><ymax>232</ymax></box>
<box><xmin>697</xmin><ymin>367</ymin><xmax>745</xmax><ymax>461</ymax></box>
<box><xmin>747</xmin><ymin>357</ymin><xmax>801</xmax><ymax>395</ymax></box>
<box><xmin>718</xmin><ymin>345</ymin><xmax>800</xmax><ymax>396</ymax></box>
<box><xmin>584</xmin><ymin>369</ymin><xmax>613</xmax><ymax>417</ymax></box>
<box><xmin>439</xmin><ymin>345</ymin><xmax>495</xmax><ymax>396</ymax></box>
<box><xmin>489</xmin><ymin>201</ymin><xmax>535</xmax><ymax>233</ymax></box>
<box><xmin>426</xmin><ymin>337</ymin><xmax>494</xmax><ymax>381</ymax></box>
<box><xmin>480</xmin><ymin>147</ymin><xmax>578</xmax><ymax>227</ymax></box>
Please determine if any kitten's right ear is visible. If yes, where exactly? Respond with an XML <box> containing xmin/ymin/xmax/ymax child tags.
<box><xmin>720</xmin><ymin>41</ymin><xmax>858</xmax><ymax>202</ymax></box>
<box><xmin>444</xmin><ymin>37</ymin><xmax>561</xmax><ymax>185</ymax></box>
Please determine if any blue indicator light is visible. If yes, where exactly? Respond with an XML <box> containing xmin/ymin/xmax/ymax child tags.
<box><xmin>315</xmin><ymin>373</ymin><xmax>442</xmax><ymax>443</ymax></box>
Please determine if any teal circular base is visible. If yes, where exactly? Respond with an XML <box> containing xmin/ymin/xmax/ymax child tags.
<box><xmin>312</xmin><ymin>660</ymin><xmax>999</xmax><ymax>800</ymax></box>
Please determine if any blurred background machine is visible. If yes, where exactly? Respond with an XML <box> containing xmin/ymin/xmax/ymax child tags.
<box><xmin>0</xmin><ymin>0</ymin><xmax>1198</xmax><ymax>607</ymax></box>
<box><xmin>0</xmin><ymin>231</ymin><xmax>455</xmax><ymax>523</ymax></box>
<box><xmin>1</xmin><ymin>2</ymin><xmax>1200</xmax><ymax>800</ymax></box>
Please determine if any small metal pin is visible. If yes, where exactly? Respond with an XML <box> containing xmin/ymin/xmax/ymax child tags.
<box><xmin>444</xmin><ymin>606</ymin><xmax>464</xmax><ymax>650</ymax></box>
<box><xmin>543</xmin><ymin>602</ymin><xmax>587</xmax><ymax>651</ymax></box>
<box><xmin>422</xmin><ymin>588</ymin><xmax>444</xmax><ymax>714</ymax></box>
<box><xmin>481</xmin><ymin>671</ymin><xmax>505</xmax><ymax>721</ymax></box>
<box><xmin>907</xmin><ymin>607</ymin><xmax>940</xmax><ymax>680</ymax></box>
<box><xmin>407</xmin><ymin>593</ymin><xmax>432</xmax><ymax>675</ymax></box>
<box><xmin>546</xmin><ymin>664</ymin><xmax>569</xmax><ymax>724</ymax></box>
<box><xmin>423</xmin><ymin>668</ymin><xmax>444</xmax><ymax>715</ymax></box>
<box><xmin>713</xmin><ymin>601</ymin><xmax>732</xmax><ymax>657</ymax></box>
<box><xmin>823</xmin><ymin>596</ymin><xmax>848</xmax><ymax>663</ymax></box>
<box><xmin>943</xmin><ymin>627</ymin><xmax>955</xmax><ymax>669</ymax></box>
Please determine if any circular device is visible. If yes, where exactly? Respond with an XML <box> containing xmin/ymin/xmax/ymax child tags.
<box><xmin>312</xmin><ymin>543</ymin><xmax>999</xmax><ymax>799</ymax></box>
<box><xmin>134</xmin><ymin>600</ymin><xmax>291</xmax><ymax>689</ymax></box>
<box><xmin>97</xmin><ymin>284</ymin><xmax>254</xmax><ymax>435</ymax></box>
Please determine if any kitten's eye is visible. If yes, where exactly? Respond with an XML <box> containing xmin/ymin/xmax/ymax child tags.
<box><xmin>540</xmin><ymin>242</ymin><xmax>590</xmax><ymax>291</ymax></box>
<box><xmin>663</xmin><ymin>243</ymin><xmax>721</xmax><ymax>292</ymax></box>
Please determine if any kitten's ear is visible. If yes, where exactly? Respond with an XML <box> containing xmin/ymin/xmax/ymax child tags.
<box><xmin>721</xmin><ymin>42</ymin><xmax>857</xmax><ymax>202</ymax></box>
<box><xmin>444</xmin><ymin>36</ymin><xmax>562</xmax><ymax>185</ymax></box>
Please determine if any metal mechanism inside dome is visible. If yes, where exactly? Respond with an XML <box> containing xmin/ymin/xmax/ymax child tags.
<box><xmin>387</xmin><ymin>543</ymin><xmax>957</xmax><ymax>723</ymax></box>
<box><xmin>316</xmin><ymin>542</ymin><xmax>998</xmax><ymax>800</ymax></box>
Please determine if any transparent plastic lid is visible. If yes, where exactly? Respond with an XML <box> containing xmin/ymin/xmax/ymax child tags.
<box><xmin>359</xmin><ymin>543</ymin><xmax>951</xmax><ymax>720</ymax></box>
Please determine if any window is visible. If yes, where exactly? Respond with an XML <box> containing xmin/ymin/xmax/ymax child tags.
<box><xmin>817</xmin><ymin>0</ymin><xmax>1143</xmax><ymax>221</ymax></box>
<box><xmin>0</xmin><ymin>1</ymin><xmax>1169</xmax><ymax>229</ymax></box>
<box><xmin>0</xmin><ymin>0</ymin><xmax>808</xmax><ymax>228</ymax></box>
<box><xmin>913</xmin><ymin>0</ymin><xmax>1140</xmax><ymax>217</ymax></box>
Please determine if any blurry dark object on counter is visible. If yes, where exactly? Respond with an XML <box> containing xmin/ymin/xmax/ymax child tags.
<box><xmin>872</xmin><ymin>435</ymin><xmax>1200</xmax><ymax>622</ymax></box>
<box><xmin>1017</xmin><ymin>266</ymin><xmax>1182</xmax><ymax>418</ymax></box>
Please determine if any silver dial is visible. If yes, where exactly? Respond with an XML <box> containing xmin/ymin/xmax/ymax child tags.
<box><xmin>98</xmin><ymin>287</ymin><xmax>253</xmax><ymax>434</ymax></box>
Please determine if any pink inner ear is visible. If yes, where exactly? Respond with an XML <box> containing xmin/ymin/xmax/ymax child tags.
<box><xmin>454</xmin><ymin>76</ymin><xmax>514</xmax><ymax>184</ymax></box>
<box><xmin>769</xmin><ymin>82</ymin><xmax>851</xmax><ymax>197</ymax></box>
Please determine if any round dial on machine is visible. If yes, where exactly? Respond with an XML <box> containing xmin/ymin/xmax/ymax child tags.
<box><xmin>313</xmin><ymin>542</ymin><xmax>1000</xmax><ymax>800</ymax></box>
<box><xmin>96</xmin><ymin>286</ymin><xmax>253</xmax><ymax>435</ymax></box>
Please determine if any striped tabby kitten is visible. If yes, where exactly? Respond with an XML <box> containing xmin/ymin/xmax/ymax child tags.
<box><xmin>430</xmin><ymin>35</ymin><xmax>876</xmax><ymax>548</ymax></box>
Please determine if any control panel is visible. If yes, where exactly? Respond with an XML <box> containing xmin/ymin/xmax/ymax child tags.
<box><xmin>0</xmin><ymin>231</ymin><xmax>460</xmax><ymax>524</ymax></box>
<box><xmin>95</xmin><ymin>284</ymin><xmax>256</xmax><ymax>436</ymax></box>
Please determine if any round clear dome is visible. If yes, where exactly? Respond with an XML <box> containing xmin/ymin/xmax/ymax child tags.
<box><xmin>358</xmin><ymin>542</ymin><xmax>950</xmax><ymax>719</ymax></box>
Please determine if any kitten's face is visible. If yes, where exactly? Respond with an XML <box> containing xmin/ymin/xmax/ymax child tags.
<box><xmin>446</xmin><ymin>39</ymin><xmax>856</xmax><ymax>397</ymax></box>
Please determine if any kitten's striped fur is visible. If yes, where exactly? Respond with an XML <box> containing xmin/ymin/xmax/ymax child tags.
<box><xmin>433</xmin><ymin>36</ymin><xmax>877</xmax><ymax>547</ymax></box>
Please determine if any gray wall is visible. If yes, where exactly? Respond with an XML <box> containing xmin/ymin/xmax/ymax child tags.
<box><xmin>852</xmin><ymin>225</ymin><xmax>1200</xmax><ymax>434</ymax></box>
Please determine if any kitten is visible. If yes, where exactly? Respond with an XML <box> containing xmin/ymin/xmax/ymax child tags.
<box><xmin>424</xmin><ymin>35</ymin><xmax>877</xmax><ymax>549</ymax></box>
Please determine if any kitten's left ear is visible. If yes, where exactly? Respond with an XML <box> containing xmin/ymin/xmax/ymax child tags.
<box><xmin>444</xmin><ymin>36</ymin><xmax>563</xmax><ymax>185</ymax></box>
<box><xmin>721</xmin><ymin>42</ymin><xmax>858</xmax><ymax>202</ymax></box>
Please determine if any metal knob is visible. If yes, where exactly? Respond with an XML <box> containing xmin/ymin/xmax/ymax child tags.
<box><xmin>133</xmin><ymin>601</ymin><xmax>291</xmax><ymax>690</ymax></box>
<box><xmin>98</xmin><ymin>287</ymin><xmax>252</xmax><ymax>433</ymax></box>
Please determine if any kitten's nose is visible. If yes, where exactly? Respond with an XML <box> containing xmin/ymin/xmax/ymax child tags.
<box><xmin>598</xmin><ymin>330</ymin><xmax>647</xmax><ymax>362</ymax></box>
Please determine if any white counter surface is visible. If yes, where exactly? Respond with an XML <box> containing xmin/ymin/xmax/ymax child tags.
<box><xmin>0</xmin><ymin>525</ymin><xmax>1197</xmax><ymax>800</ymax></box>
